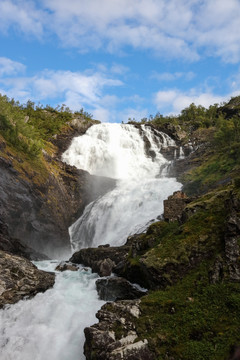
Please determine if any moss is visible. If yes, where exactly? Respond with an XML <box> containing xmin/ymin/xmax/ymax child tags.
<box><xmin>136</xmin><ymin>262</ymin><xmax>240</xmax><ymax>360</ymax></box>
<box><xmin>141</xmin><ymin>192</ymin><xmax>227</xmax><ymax>270</ymax></box>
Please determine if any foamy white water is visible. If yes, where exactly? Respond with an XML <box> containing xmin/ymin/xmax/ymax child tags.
<box><xmin>0</xmin><ymin>261</ymin><xmax>104</xmax><ymax>360</ymax></box>
<box><xmin>62</xmin><ymin>123</ymin><xmax>182</xmax><ymax>251</ymax></box>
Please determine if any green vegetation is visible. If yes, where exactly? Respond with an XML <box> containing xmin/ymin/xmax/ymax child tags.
<box><xmin>137</xmin><ymin>96</ymin><xmax>240</xmax><ymax>195</ymax></box>
<box><xmin>0</xmin><ymin>94</ymin><xmax>94</xmax><ymax>158</ymax></box>
<box><xmin>124</xmin><ymin>186</ymin><xmax>240</xmax><ymax>359</ymax></box>
<box><xmin>138</xmin><ymin>265</ymin><xmax>240</xmax><ymax>360</ymax></box>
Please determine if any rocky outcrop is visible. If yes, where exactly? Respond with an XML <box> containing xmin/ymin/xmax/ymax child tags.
<box><xmin>0</xmin><ymin>250</ymin><xmax>55</xmax><ymax>308</ymax></box>
<box><xmin>96</xmin><ymin>277</ymin><xmax>147</xmax><ymax>301</ymax></box>
<box><xmin>163</xmin><ymin>191</ymin><xmax>190</xmax><ymax>222</ymax></box>
<box><xmin>84</xmin><ymin>300</ymin><xmax>154</xmax><ymax>360</ymax></box>
<box><xmin>0</xmin><ymin>136</ymin><xmax>115</xmax><ymax>258</ymax></box>
<box><xmin>70</xmin><ymin>243</ymin><xmax>131</xmax><ymax>276</ymax></box>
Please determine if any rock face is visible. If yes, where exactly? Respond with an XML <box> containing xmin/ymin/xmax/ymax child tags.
<box><xmin>0</xmin><ymin>218</ymin><xmax>48</xmax><ymax>260</ymax></box>
<box><xmin>224</xmin><ymin>194</ymin><xmax>240</xmax><ymax>282</ymax></box>
<box><xmin>84</xmin><ymin>300</ymin><xmax>154</xmax><ymax>360</ymax></box>
<box><xmin>96</xmin><ymin>277</ymin><xmax>147</xmax><ymax>301</ymax></box>
<box><xmin>0</xmin><ymin>250</ymin><xmax>55</xmax><ymax>308</ymax></box>
<box><xmin>0</xmin><ymin>139</ymin><xmax>115</xmax><ymax>258</ymax></box>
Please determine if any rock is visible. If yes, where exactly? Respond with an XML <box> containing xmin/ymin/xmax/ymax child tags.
<box><xmin>98</xmin><ymin>258</ymin><xmax>115</xmax><ymax>276</ymax></box>
<box><xmin>0</xmin><ymin>218</ymin><xmax>48</xmax><ymax>260</ymax></box>
<box><xmin>209</xmin><ymin>256</ymin><xmax>224</xmax><ymax>284</ymax></box>
<box><xmin>0</xmin><ymin>250</ymin><xmax>55</xmax><ymax>308</ymax></box>
<box><xmin>224</xmin><ymin>195</ymin><xmax>240</xmax><ymax>282</ymax></box>
<box><xmin>96</xmin><ymin>277</ymin><xmax>147</xmax><ymax>301</ymax></box>
<box><xmin>50</xmin><ymin>116</ymin><xmax>100</xmax><ymax>157</ymax></box>
<box><xmin>70</xmin><ymin>244</ymin><xmax>130</xmax><ymax>276</ymax></box>
<box><xmin>55</xmin><ymin>261</ymin><xmax>78</xmax><ymax>272</ymax></box>
<box><xmin>163</xmin><ymin>191</ymin><xmax>189</xmax><ymax>222</ymax></box>
<box><xmin>84</xmin><ymin>300</ymin><xmax>154</xmax><ymax>360</ymax></box>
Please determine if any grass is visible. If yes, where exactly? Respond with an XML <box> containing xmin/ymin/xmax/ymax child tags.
<box><xmin>137</xmin><ymin>262</ymin><xmax>240</xmax><ymax>360</ymax></box>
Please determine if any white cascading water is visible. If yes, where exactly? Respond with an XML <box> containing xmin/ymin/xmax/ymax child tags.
<box><xmin>0</xmin><ymin>261</ymin><xmax>104</xmax><ymax>360</ymax></box>
<box><xmin>62</xmin><ymin>123</ymin><xmax>182</xmax><ymax>250</ymax></box>
<box><xmin>0</xmin><ymin>123</ymin><xmax>182</xmax><ymax>360</ymax></box>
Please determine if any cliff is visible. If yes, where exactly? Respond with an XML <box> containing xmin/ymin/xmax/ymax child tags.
<box><xmin>0</xmin><ymin>112</ymin><xmax>115</xmax><ymax>258</ymax></box>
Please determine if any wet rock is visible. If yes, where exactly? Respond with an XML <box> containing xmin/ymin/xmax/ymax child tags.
<box><xmin>55</xmin><ymin>261</ymin><xmax>78</xmax><ymax>272</ymax></box>
<box><xmin>70</xmin><ymin>244</ymin><xmax>130</xmax><ymax>276</ymax></box>
<box><xmin>96</xmin><ymin>277</ymin><xmax>147</xmax><ymax>301</ymax></box>
<box><xmin>84</xmin><ymin>300</ymin><xmax>154</xmax><ymax>360</ymax></box>
<box><xmin>0</xmin><ymin>250</ymin><xmax>55</xmax><ymax>308</ymax></box>
<box><xmin>98</xmin><ymin>258</ymin><xmax>115</xmax><ymax>277</ymax></box>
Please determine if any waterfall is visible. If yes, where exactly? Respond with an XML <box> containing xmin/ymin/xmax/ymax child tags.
<box><xmin>62</xmin><ymin>123</ymin><xmax>182</xmax><ymax>251</ymax></box>
<box><xmin>0</xmin><ymin>122</ymin><xmax>182</xmax><ymax>360</ymax></box>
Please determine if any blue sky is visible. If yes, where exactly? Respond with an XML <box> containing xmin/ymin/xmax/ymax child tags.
<box><xmin>0</xmin><ymin>0</ymin><xmax>240</xmax><ymax>123</ymax></box>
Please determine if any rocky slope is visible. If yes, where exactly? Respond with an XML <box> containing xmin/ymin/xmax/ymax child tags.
<box><xmin>77</xmin><ymin>183</ymin><xmax>240</xmax><ymax>360</ymax></box>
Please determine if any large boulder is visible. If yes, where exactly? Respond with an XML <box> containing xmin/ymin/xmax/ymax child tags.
<box><xmin>0</xmin><ymin>250</ymin><xmax>55</xmax><ymax>308</ymax></box>
<box><xmin>96</xmin><ymin>277</ymin><xmax>147</xmax><ymax>301</ymax></box>
<box><xmin>70</xmin><ymin>243</ymin><xmax>131</xmax><ymax>276</ymax></box>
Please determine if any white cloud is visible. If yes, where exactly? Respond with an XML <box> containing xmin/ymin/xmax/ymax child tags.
<box><xmin>0</xmin><ymin>66</ymin><xmax>125</xmax><ymax>121</ymax></box>
<box><xmin>154</xmin><ymin>88</ymin><xmax>240</xmax><ymax>115</ymax></box>
<box><xmin>1</xmin><ymin>1</ymin><xmax>240</xmax><ymax>62</ymax></box>
<box><xmin>0</xmin><ymin>57</ymin><xmax>25</xmax><ymax>77</ymax></box>
<box><xmin>0</xmin><ymin>0</ymin><xmax>43</xmax><ymax>37</ymax></box>
<box><xmin>1</xmin><ymin>69</ymin><xmax>122</xmax><ymax>104</ymax></box>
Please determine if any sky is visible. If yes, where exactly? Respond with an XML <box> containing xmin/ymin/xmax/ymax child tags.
<box><xmin>0</xmin><ymin>0</ymin><xmax>240</xmax><ymax>123</ymax></box>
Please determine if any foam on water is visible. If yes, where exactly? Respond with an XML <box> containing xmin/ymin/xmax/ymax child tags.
<box><xmin>0</xmin><ymin>261</ymin><xmax>104</xmax><ymax>360</ymax></box>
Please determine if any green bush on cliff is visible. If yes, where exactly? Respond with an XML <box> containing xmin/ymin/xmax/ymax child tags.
<box><xmin>0</xmin><ymin>94</ymin><xmax>93</xmax><ymax>158</ymax></box>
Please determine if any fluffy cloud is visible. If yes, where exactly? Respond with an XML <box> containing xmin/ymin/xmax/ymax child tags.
<box><xmin>0</xmin><ymin>65</ymin><xmax>122</xmax><ymax>107</ymax></box>
<box><xmin>0</xmin><ymin>0</ymin><xmax>43</xmax><ymax>37</ymax></box>
<box><xmin>1</xmin><ymin>0</ymin><xmax>240</xmax><ymax>62</ymax></box>
<box><xmin>154</xmin><ymin>88</ymin><xmax>240</xmax><ymax>115</ymax></box>
<box><xmin>0</xmin><ymin>57</ymin><xmax>25</xmax><ymax>76</ymax></box>
<box><xmin>0</xmin><ymin>62</ymin><xmax>127</xmax><ymax>121</ymax></box>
